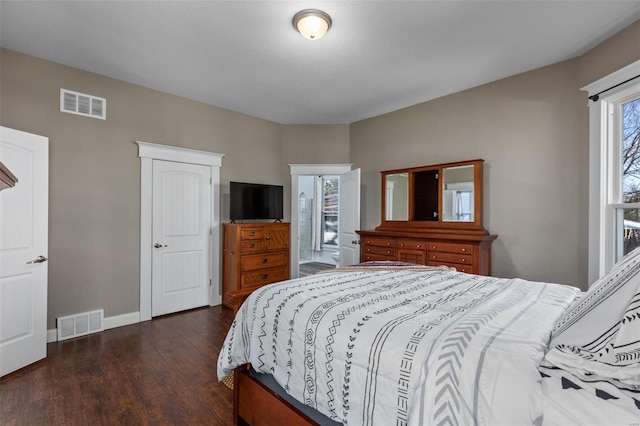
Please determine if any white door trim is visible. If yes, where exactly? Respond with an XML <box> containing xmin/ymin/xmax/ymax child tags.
<box><xmin>137</xmin><ymin>141</ymin><xmax>224</xmax><ymax>321</ymax></box>
<box><xmin>289</xmin><ymin>164</ymin><xmax>353</xmax><ymax>278</ymax></box>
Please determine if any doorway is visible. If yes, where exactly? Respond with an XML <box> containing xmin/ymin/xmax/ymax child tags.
<box><xmin>298</xmin><ymin>175</ymin><xmax>339</xmax><ymax>277</ymax></box>
<box><xmin>137</xmin><ymin>142</ymin><xmax>224</xmax><ymax>321</ymax></box>
<box><xmin>289</xmin><ymin>164</ymin><xmax>361</xmax><ymax>279</ymax></box>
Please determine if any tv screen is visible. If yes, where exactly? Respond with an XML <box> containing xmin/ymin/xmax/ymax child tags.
<box><xmin>230</xmin><ymin>182</ymin><xmax>284</xmax><ymax>221</ymax></box>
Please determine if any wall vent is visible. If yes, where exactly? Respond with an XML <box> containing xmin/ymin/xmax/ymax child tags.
<box><xmin>60</xmin><ymin>89</ymin><xmax>106</xmax><ymax>120</ymax></box>
<box><xmin>57</xmin><ymin>309</ymin><xmax>104</xmax><ymax>341</ymax></box>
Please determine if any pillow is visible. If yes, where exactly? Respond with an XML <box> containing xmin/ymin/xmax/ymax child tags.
<box><xmin>545</xmin><ymin>247</ymin><xmax>640</xmax><ymax>385</ymax></box>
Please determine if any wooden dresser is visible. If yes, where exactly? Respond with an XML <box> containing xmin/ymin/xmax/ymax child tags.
<box><xmin>357</xmin><ymin>230</ymin><xmax>495</xmax><ymax>275</ymax></box>
<box><xmin>358</xmin><ymin>159</ymin><xmax>497</xmax><ymax>276</ymax></box>
<box><xmin>222</xmin><ymin>222</ymin><xmax>290</xmax><ymax>309</ymax></box>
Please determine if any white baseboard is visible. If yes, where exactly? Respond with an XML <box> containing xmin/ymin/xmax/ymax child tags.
<box><xmin>47</xmin><ymin>311</ymin><xmax>142</xmax><ymax>343</ymax></box>
<box><xmin>104</xmin><ymin>311</ymin><xmax>141</xmax><ymax>330</ymax></box>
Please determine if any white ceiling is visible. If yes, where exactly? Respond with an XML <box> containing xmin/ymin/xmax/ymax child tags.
<box><xmin>1</xmin><ymin>1</ymin><xmax>639</xmax><ymax>124</ymax></box>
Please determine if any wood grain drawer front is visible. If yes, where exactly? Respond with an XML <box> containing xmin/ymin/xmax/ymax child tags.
<box><xmin>428</xmin><ymin>251</ymin><xmax>472</xmax><ymax>265</ymax></box>
<box><xmin>241</xmin><ymin>252</ymin><xmax>288</xmax><ymax>271</ymax></box>
<box><xmin>363</xmin><ymin>253</ymin><xmax>396</xmax><ymax>262</ymax></box>
<box><xmin>241</xmin><ymin>266</ymin><xmax>288</xmax><ymax>288</ymax></box>
<box><xmin>363</xmin><ymin>238</ymin><xmax>396</xmax><ymax>248</ymax></box>
<box><xmin>266</xmin><ymin>227</ymin><xmax>289</xmax><ymax>251</ymax></box>
<box><xmin>364</xmin><ymin>245</ymin><xmax>396</xmax><ymax>257</ymax></box>
<box><xmin>399</xmin><ymin>250</ymin><xmax>426</xmax><ymax>265</ymax></box>
<box><xmin>397</xmin><ymin>239</ymin><xmax>426</xmax><ymax>250</ymax></box>
<box><xmin>240</xmin><ymin>240</ymin><xmax>266</xmax><ymax>253</ymax></box>
<box><xmin>241</xmin><ymin>227</ymin><xmax>265</xmax><ymax>240</ymax></box>
<box><xmin>428</xmin><ymin>242</ymin><xmax>474</xmax><ymax>254</ymax></box>
<box><xmin>427</xmin><ymin>261</ymin><xmax>473</xmax><ymax>274</ymax></box>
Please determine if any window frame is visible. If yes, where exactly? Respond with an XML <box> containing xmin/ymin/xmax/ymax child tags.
<box><xmin>585</xmin><ymin>60</ymin><xmax>640</xmax><ymax>285</ymax></box>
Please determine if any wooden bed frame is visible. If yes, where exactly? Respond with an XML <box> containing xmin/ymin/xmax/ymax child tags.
<box><xmin>227</xmin><ymin>289</ymin><xmax>320</xmax><ymax>426</ymax></box>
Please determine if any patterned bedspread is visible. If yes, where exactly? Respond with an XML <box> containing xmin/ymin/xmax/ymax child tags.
<box><xmin>218</xmin><ymin>267</ymin><xmax>579</xmax><ymax>425</ymax></box>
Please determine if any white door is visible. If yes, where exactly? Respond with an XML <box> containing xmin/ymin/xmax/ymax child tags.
<box><xmin>339</xmin><ymin>168</ymin><xmax>361</xmax><ymax>266</ymax></box>
<box><xmin>152</xmin><ymin>160</ymin><xmax>211</xmax><ymax>317</ymax></box>
<box><xmin>0</xmin><ymin>127</ymin><xmax>48</xmax><ymax>377</ymax></box>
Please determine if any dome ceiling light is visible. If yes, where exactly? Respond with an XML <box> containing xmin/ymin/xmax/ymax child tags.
<box><xmin>292</xmin><ymin>9</ymin><xmax>332</xmax><ymax>40</ymax></box>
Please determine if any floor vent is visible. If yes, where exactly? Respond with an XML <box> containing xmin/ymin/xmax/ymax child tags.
<box><xmin>57</xmin><ymin>309</ymin><xmax>104</xmax><ymax>341</ymax></box>
<box><xmin>60</xmin><ymin>88</ymin><xmax>106</xmax><ymax>120</ymax></box>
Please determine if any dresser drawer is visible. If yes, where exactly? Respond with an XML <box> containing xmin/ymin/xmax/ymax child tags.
<box><xmin>240</xmin><ymin>240</ymin><xmax>266</xmax><ymax>253</ymax></box>
<box><xmin>397</xmin><ymin>239</ymin><xmax>427</xmax><ymax>250</ymax></box>
<box><xmin>362</xmin><ymin>253</ymin><xmax>396</xmax><ymax>262</ymax></box>
<box><xmin>364</xmin><ymin>245</ymin><xmax>396</xmax><ymax>257</ymax></box>
<box><xmin>241</xmin><ymin>252</ymin><xmax>288</xmax><ymax>271</ymax></box>
<box><xmin>428</xmin><ymin>251</ymin><xmax>472</xmax><ymax>265</ymax></box>
<box><xmin>241</xmin><ymin>227</ymin><xmax>265</xmax><ymax>240</ymax></box>
<box><xmin>428</xmin><ymin>242</ymin><xmax>474</xmax><ymax>254</ymax></box>
<box><xmin>427</xmin><ymin>261</ymin><xmax>473</xmax><ymax>274</ymax></box>
<box><xmin>241</xmin><ymin>266</ymin><xmax>288</xmax><ymax>288</ymax></box>
<box><xmin>362</xmin><ymin>237</ymin><xmax>396</xmax><ymax>248</ymax></box>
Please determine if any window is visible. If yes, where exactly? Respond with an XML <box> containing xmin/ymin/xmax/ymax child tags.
<box><xmin>618</xmin><ymin>96</ymin><xmax>640</xmax><ymax>257</ymax></box>
<box><xmin>586</xmin><ymin>60</ymin><xmax>640</xmax><ymax>284</ymax></box>
<box><xmin>323</xmin><ymin>177</ymin><xmax>339</xmax><ymax>245</ymax></box>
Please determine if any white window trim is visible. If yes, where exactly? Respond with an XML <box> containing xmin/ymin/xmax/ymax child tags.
<box><xmin>584</xmin><ymin>59</ymin><xmax>640</xmax><ymax>285</ymax></box>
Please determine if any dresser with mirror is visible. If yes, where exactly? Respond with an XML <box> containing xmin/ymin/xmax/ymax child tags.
<box><xmin>357</xmin><ymin>159</ymin><xmax>497</xmax><ymax>275</ymax></box>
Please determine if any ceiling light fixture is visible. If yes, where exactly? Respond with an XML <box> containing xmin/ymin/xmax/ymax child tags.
<box><xmin>293</xmin><ymin>9</ymin><xmax>332</xmax><ymax>40</ymax></box>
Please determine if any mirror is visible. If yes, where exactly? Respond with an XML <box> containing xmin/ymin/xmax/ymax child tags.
<box><xmin>385</xmin><ymin>173</ymin><xmax>408</xmax><ymax>220</ymax></box>
<box><xmin>380</xmin><ymin>159</ymin><xmax>484</xmax><ymax>231</ymax></box>
<box><xmin>442</xmin><ymin>165</ymin><xmax>474</xmax><ymax>222</ymax></box>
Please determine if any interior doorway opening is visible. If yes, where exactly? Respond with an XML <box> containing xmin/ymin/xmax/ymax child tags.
<box><xmin>298</xmin><ymin>175</ymin><xmax>339</xmax><ymax>277</ymax></box>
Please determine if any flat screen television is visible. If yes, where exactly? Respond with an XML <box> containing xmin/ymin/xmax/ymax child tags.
<box><xmin>230</xmin><ymin>181</ymin><xmax>284</xmax><ymax>221</ymax></box>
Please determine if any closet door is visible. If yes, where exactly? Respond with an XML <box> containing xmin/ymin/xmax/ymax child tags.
<box><xmin>151</xmin><ymin>160</ymin><xmax>211</xmax><ymax>317</ymax></box>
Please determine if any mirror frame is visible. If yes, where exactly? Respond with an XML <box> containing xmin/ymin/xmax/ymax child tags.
<box><xmin>378</xmin><ymin>159</ymin><xmax>487</xmax><ymax>234</ymax></box>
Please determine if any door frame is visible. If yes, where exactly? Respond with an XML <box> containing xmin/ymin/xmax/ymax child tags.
<box><xmin>137</xmin><ymin>141</ymin><xmax>224</xmax><ymax>321</ymax></box>
<box><xmin>289</xmin><ymin>164</ymin><xmax>353</xmax><ymax>279</ymax></box>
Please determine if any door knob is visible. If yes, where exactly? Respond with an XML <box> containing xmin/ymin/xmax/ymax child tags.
<box><xmin>27</xmin><ymin>255</ymin><xmax>48</xmax><ymax>264</ymax></box>
<box><xmin>154</xmin><ymin>243</ymin><xmax>168</xmax><ymax>248</ymax></box>
<box><xmin>351</xmin><ymin>240</ymin><xmax>361</xmax><ymax>245</ymax></box>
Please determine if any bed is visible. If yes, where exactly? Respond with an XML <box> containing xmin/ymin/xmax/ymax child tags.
<box><xmin>218</xmin><ymin>252</ymin><xmax>640</xmax><ymax>425</ymax></box>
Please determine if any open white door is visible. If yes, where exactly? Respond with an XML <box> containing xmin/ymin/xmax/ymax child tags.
<box><xmin>152</xmin><ymin>160</ymin><xmax>211</xmax><ymax>317</ymax></box>
<box><xmin>0</xmin><ymin>127</ymin><xmax>48</xmax><ymax>377</ymax></box>
<box><xmin>338</xmin><ymin>168</ymin><xmax>361</xmax><ymax>266</ymax></box>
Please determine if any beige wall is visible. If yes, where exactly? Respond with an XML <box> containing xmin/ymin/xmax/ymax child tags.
<box><xmin>0</xmin><ymin>49</ymin><xmax>350</xmax><ymax>328</ymax></box>
<box><xmin>351</xmin><ymin>20</ymin><xmax>640</xmax><ymax>289</ymax></box>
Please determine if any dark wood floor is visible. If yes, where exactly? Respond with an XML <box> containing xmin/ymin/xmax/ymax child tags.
<box><xmin>0</xmin><ymin>305</ymin><xmax>235</xmax><ymax>425</ymax></box>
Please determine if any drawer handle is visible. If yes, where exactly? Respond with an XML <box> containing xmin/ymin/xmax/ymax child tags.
<box><xmin>462</xmin><ymin>248</ymin><xmax>467</xmax><ymax>252</ymax></box>
<box><xmin>262</xmin><ymin>258</ymin><xmax>269</xmax><ymax>264</ymax></box>
<box><xmin>266</xmin><ymin>236</ymin><xmax>271</xmax><ymax>240</ymax></box>
<box><xmin>387</xmin><ymin>250</ymin><xmax>391</xmax><ymax>254</ymax></box>
<box><xmin>462</xmin><ymin>258</ymin><xmax>466</xmax><ymax>262</ymax></box>
<box><xmin>400</xmin><ymin>243</ymin><xmax>404</xmax><ymax>247</ymax></box>
<box><xmin>432</xmin><ymin>255</ymin><xmax>436</xmax><ymax>259</ymax></box>
<box><xmin>386</xmin><ymin>242</ymin><xmax>391</xmax><ymax>246</ymax></box>
<box><xmin>250</xmin><ymin>243</ymin><xmax>256</xmax><ymax>248</ymax></box>
<box><xmin>262</xmin><ymin>274</ymin><xmax>269</xmax><ymax>279</ymax></box>
<box><xmin>250</xmin><ymin>231</ymin><xmax>256</xmax><ymax>236</ymax></box>
<box><xmin>431</xmin><ymin>246</ymin><xmax>437</xmax><ymax>250</ymax></box>
<box><xmin>416</xmin><ymin>244</ymin><xmax>421</xmax><ymax>248</ymax></box>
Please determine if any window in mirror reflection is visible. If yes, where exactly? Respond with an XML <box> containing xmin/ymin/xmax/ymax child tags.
<box><xmin>443</xmin><ymin>165</ymin><xmax>474</xmax><ymax>222</ymax></box>
<box><xmin>385</xmin><ymin>173</ymin><xmax>408</xmax><ymax>220</ymax></box>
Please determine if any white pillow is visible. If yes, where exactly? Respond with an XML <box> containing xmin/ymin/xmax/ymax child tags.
<box><xmin>545</xmin><ymin>247</ymin><xmax>640</xmax><ymax>385</ymax></box>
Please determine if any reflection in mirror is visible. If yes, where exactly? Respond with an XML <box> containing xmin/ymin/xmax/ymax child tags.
<box><xmin>385</xmin><ymin>173</ymin><xmax>408</xmax><ymax>220</ymax></box>
<box><xmin>442</xmin><ymin>165</ymin><xmax>474</xmax><ymax>222</ymax></box>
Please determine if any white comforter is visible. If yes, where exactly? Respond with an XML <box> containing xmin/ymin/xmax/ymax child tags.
<box><xmin>218</xmin><ymin>267</ymin><xmax>579</xmax><ymax>425</ymax></box>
